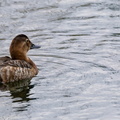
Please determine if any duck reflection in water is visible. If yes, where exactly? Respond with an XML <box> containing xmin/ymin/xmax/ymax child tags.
<box><xmin>0</xmin><ymin>78</ymin><xmax>37</xmax><ymax>112</ymax></box>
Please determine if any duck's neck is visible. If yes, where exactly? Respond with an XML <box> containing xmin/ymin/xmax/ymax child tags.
<box><xmin>11</xmin><ymin>53</ymin><xmax>27</xmax><ymax>61</ymax></box>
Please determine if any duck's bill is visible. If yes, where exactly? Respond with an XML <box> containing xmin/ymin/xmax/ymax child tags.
<box><xmin>30</xmin><ymin>43</ymin><xmax>41</xmax><ymax>49</ymax></box>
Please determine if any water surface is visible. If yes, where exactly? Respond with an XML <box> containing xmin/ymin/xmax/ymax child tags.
<box><xmin>0</xmin><ymin>0</ymin><xmax>120</xmax><ymax>120</ymax></box>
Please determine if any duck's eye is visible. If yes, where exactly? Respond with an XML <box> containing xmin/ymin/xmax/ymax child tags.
<box><xmin>26</xmin><ymin>39</ymin><xmax>30</xmax><ymax>44</ymax></box>
<box><xmin>26</xmin><ymin>39</ymin><xmax>29</xmax><ymax>42</ymax></box>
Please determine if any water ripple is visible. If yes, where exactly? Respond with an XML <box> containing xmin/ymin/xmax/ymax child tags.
<box><xmin>0</xmin><ymin>0</ymin><xmax>120</xmax><ymax>120</ymax></box>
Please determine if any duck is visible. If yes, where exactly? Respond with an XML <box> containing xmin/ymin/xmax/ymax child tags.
<box><xmin>0</xmin><ymin>34</ymin><xmax>40</xmax><ymax>84</ymax></box>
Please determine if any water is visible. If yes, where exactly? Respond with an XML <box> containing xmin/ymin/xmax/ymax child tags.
<box><xmin>0</xmin><ymin>0</ymin><xmax>120</xmax><ymax>119</ymax></box>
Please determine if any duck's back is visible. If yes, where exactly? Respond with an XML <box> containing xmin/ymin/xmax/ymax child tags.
<box><xmin>0</xmin><ymin>57</ymin><xmax>36</xmax><ymax>83</ymax></box>
<box><xmin>0</xmin><ymin>56</ymin><xmax>11</xmax><ymax>68</ymax></box>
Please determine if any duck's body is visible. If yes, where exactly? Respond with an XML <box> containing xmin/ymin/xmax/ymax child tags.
<box><xmin>0</xmin><ymin>34</ymin><xmax>40</xmax><ymax>83</ymax></box>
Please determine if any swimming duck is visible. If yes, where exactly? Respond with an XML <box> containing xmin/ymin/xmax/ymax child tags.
<box><xmin>0</xmin><ymin>34</ymin><xmax>40</xmax><ymax>83</ymax></box>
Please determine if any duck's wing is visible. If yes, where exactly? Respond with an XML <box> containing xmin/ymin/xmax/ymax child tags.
<box><xmin>1</xmin><ymin>59</ymin><xmax>32</xmax><ymax>69</ymax></box>
<box><xmin>0</xmin><ymin>58</ymin><xmax>32</xmax><ymax>83</ymax></box>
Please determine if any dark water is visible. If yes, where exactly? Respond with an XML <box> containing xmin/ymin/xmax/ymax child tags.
<box><xmin>0</xmin><ymin>0</ymin><xmax>120</xmax><ymax>120</ymax></box>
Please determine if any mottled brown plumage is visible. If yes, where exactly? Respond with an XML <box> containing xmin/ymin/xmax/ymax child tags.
<box><xmin>0</xmin><ymin>34</ymin><xmax>40</xmax><ymax>83</ymax></box>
